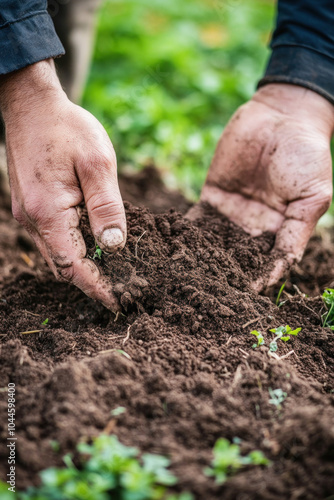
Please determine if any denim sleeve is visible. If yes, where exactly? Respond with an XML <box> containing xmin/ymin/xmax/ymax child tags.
<box><xmin>0</xmin><ymin>0</ymin><xmax>64</xmax><ymax>75</ymax></box>
<box><xmin>258</xmin><ymin>0</ymin><xmax>334</xmax><ymax>105</ymax></box>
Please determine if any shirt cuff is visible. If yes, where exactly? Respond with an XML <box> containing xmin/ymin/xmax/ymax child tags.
<box><xmin>258</xmin><ymin>45</ymin><xmax>334</xmax><ymax>106</ymax></box>
<box><xmin>0</xmin><ymin>11</ymin><xmax>65</xmax><ymax>75</ymax></box>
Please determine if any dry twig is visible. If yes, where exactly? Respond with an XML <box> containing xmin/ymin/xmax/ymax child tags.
<box><xmin>122</xmin><ymin>325</ymin><xmax>131</xmax><ymax>345</ymax></box>
<box><xmin>135</xmin><ymin>231</ymin><xmax>147</xmax><ymax>258</ymax></box>
<box><xmin>20</xmin><ymin>330</ymin><xmax>43</xmax><ymax>334</ymax></box>
<box><xmin>242</xmin><ymin>316</ymin><xmax>265</xmax><ymax>329</ymax></box>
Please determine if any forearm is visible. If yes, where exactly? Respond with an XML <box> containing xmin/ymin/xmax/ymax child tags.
<box><xmin>0</xmin><ymin>1</ymin><xmax>64</xmax><ymax>76</ymax></box>
<box><xmin>258</xmin><ymin>0</ymin><xmax>334</xmax><ymax>105</ymax></box>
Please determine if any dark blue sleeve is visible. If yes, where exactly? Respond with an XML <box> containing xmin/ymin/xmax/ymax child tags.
<box><xmin>258</xmin><ymin>0</ymin><xmax>334</xmax><ymax>105</ymax></box>
<box><xmin>0</xmin><ymin>0</ymin><xmax>64</xmax><ymax>75</ymax></box>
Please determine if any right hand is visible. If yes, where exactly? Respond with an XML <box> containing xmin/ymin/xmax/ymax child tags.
<box><xmin>198</xmin><ymin>84</ymin><xmax>334</xmax><ymax>289</ymax></box>
<box><xmin>0</xmin><ymin>60</ymin><xmax>126</xmax><ymax>312</ymax></box>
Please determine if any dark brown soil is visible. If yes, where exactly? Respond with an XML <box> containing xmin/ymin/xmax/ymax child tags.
<box><xmin>1</xmin><ymin>167</ymin><xmax>334</xmax><ymax>500</ymax></box>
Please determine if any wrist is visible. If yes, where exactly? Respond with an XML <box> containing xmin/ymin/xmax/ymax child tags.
<box><xmin>252</xmin><ymin>83</ymin><xmax>334</xmax><ymax>138</ymax></box>
<box><xmin>0</xmin><ymin>59</ymin><xmax>66</xmax><ymax>123</ymax></box>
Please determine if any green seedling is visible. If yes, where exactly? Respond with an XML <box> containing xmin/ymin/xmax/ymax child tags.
<box><xmin>93</xmin><ymin>243</ymin><xmax>102</xmax><ymax>260</ymax></box>
<box><xmin>250</xmin><ymin>330</ymin><xmax>265</xmax><ymax>348</ymax></box>
<box><xmin>17</xmin><ymin>434</ymin><xmax>192</xmax><ymax>500</ymax></box>
<box><xmin>276</xmin><ymin>281</ymin><xmax>286</xmax><ymax>307</ymax></box>
<box><xmin>110</xmin><ymin>406</ymin><xmax>126</xmax><ymax>417</ymax></box>
<box><xmin>49</xmin><ymin>440</ymin><xmax>60</xmax><ymax>453</ymax></box>
<box><xmin>322</xmin><ymin>288</ymin><xmax>334</xmax><ymax>329</ymax></box>
<box><xmin>204</xmin><ymin>438</ymin><xmax>270</xmax><ymax>485</ymax></box>
<box><xmin>41</xmin><ymin>318</ymin><xmax>49</xmax><ymax>325</ymax></box>
<box><xmin>269</xmin><ymin>325</ymin><xmax>301</xmax><ymax>352</ymax></box>
<box><xmin>268</xmin><ymin>388</ymin><xmax>287</xmax><ymax>410</ymax></box>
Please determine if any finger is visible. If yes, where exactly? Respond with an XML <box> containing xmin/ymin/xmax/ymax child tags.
<box><xmin>76</xmin><ymin>150</ymin><xmax>127</xmax><ymax>253</ymax></box>
<box><xmin>185</xmin><ymin>202</ymin><xmax>206</xmax><ymax>221</ymax></box>
<box><xmin>252</xmin><ymin>217</ymin><xmax>318</xmax><ymax>292</ymax></box>
<box><xmin>36</xmin><ymin>207</ymin><xmax>121</xmax><ymax>312</ymax></box>
<box><xmin>251</xmin><ymin>258</ymin><xmax>289</xmax><ymax>293</ymax></box>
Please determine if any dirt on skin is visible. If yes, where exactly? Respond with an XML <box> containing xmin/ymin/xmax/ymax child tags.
<box><xmin>0</xmin><ymin>167</ymin><xmax>334</xmax><ymax>500</ymax></box>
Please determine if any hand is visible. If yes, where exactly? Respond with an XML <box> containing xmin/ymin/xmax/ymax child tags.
<box><xmin>199</xmin><ymin>84</ymin><xmax>334</xmax><ymax>289</ymax></box>
<box><xmin>0</xmin><ymin>60</ymin><xmax>126</xmax><ymax>311</ymax></box>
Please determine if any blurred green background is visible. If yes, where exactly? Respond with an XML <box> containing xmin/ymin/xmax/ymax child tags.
<box><xmin>83</xmin><ymin>0</ymin><xmax>275</xmax><ymax>199</ymax></box>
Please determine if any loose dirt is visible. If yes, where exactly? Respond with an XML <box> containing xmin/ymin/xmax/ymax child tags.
<box><xmin>0</xmin><ymin>167</ymin><xmax>334</xmax><ymax>499</ymax></box>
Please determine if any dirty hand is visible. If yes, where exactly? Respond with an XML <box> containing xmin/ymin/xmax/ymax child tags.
<box><xmin>0</xmin><ymin>60</ymin><xmax>126</xmax><ymax>311</ymax></box>
<box><xmin>200</xmin><ymin>83</ymin><xmax>334</xmax><ymax>289</ymax></box>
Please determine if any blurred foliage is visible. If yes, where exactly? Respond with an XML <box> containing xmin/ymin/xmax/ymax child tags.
<box><xmin>83</xmin><ymin>0</ymin><xmax>275</xmax><ymax>199</ymax></box>
<box><xmin>9</xmin><ymin>434</ymin><xmax>192</xmax><ymax>500</ymax></box>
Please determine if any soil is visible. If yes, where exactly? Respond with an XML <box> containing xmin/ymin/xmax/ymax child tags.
<box><xmin>0</xmin><ymin>167</ymin><xmax>334</xmax><ymax>500</ymax></box>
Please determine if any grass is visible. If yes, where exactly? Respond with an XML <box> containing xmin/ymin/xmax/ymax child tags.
<box><xmin>83</xmin><ymin>0</ymin><xmax>275</xmax><ymax>199</ymax></box>
<box><xmin>275</xmin><ymin>282</ymin><xmax>286</xmax><ymax>307</ymax></box>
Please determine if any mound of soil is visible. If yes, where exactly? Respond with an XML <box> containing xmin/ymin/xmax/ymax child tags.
<box><xmin>1</xmin><ymin>167</ymin><xmax>334</xmax><ymax>500</ymax></box>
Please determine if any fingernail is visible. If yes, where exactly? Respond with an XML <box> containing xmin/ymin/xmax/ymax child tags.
<box><xmin>100</xmin><ymin>228</ymin><xmax>124</xmax><ymax>250</ymax></box>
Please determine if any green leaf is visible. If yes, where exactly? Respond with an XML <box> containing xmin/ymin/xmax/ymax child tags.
<box><xmin>289</xmin><ymin>328</ymin><xmax>301</xmax><ymax>336</ymax></box>
<box><xmin>250</xmin><ymin>330</ymin><xmax>264</xmax><ymax>347</ymax></box>
<box><xmin>110</xmin><ymin>406</ymin><xmax>127</xmax><ymax>417</ymax></box>
<box><xmin>49</xmin><ymin>440</ymin><xmax>60</xmax><ymax>452</ymax></box>
<box><xmin>248</xmin><ymin>450</ymin><xmax>271</xmax><ymax>466</ymax></box>
<box><xmin>93</xmin><ymin>244</ymin><xmax>102</xmax><ymax>260</ymax></box>
<box><xmin>0</xmin><ymin>481</ymin><xmax>16</xmax><ymax>500</ymax></box>
<box><xmin>205</xmin><ymin>438</ymin><xmax>270</xmax><ymax>485</ymax></box>
<box><xmin>276</xmin><ymin>281</ymin><xmax>286</xmax><ymax>306</ymax></box>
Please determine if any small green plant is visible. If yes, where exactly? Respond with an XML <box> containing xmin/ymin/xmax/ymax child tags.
<box><xmin>110</xmin><ymin>406</ymin><xmax>126</xmax><ymax>417</ymax></box>
<box><xmin>49</xmin><ymin>440</ymin><xmax>60</xmax><ymax>453</ymax></box>
<box><xmin>322</xmin><ymin>288</ymin><xmax>334</xmax><ymax>329</ymax></box>
<box><xmin>276</xmin><ymin>281</ymin><xmax>286</xmax><ymax>307</ymax></box>
<box><xmin>204</xmin><ymin>438</ymin><xmax>270</xmax><ymax>485</ymax></box>
<box><xmin>93</xmin><ymin>243</ymin><xmax>102</xmax><ymax>260</ymax></box>
<box><xmin>269</xmin><ymin>325</ymin><xmax>301</xmax><ymax>352</ymax></box>
<box><xmin>250</xmin><ymin>330</ymin><xmax>265</xmax><ymax>349</ymax></box>
<box><xmin>18</xmin><ymin>434</ymin><xmax>191</xmax><ymax>500</ymax></box>
<box><xmin>41</xmin><ymin>318</ymin><xmax>49</xmax><ymax>325</ymax></box>
<box><xmin>268</xmin><ymin>388</ymin><xmax>287</xmax><ymax>410</ymax></box>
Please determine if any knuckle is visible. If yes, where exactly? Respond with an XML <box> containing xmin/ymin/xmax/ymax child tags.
<box><xmin>89</xmin><ymin>197</ymin><xmax>124</xmax><ymax>220</ymax></box>
<box><xmin>52</xmin><ymin>255</ymin><xmax>75</xmax><ymax>283</ymax></box>
<box><xmin>82</xmin><ymin>150</ymin><xmax>117</xmax><ymax>178</ymax></box>
<box><xmin>55</xmin><ymin>264</ymin><xmax>75</xmax><ymax>283</ymax></box>
<box><xmin>22</xmin><ymin>197</ymin><xmax>48</xmax><ymax>226</ymax></box>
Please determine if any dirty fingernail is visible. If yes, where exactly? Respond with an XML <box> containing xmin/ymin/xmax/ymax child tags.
<box><xmin>100</xmin><ymin>228</ymin><xmax>124</xmax><ymax>250</ymax></box>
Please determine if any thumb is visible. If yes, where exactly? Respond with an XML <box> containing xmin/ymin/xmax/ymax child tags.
<box><xmin>77</xmin><ymin>152</ymin><xmax>127</xmax><ymax>253</ymax></box>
